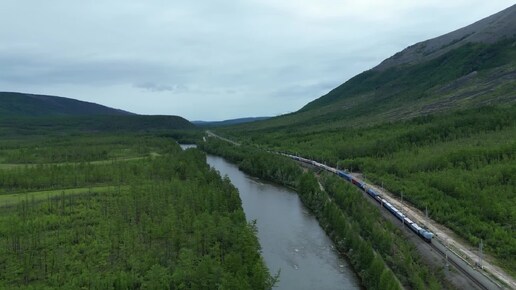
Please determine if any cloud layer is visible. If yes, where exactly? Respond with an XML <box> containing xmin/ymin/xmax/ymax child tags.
<box><xmin>0</xmin><ymin>1</ymin><xmax>513</xmax><ymax>120</ymax></box>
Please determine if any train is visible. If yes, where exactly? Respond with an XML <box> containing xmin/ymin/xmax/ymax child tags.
<box><xmin>285</xmin><ymin>153</ymin><xmax>434</xmax><ymax>243</ymax></box>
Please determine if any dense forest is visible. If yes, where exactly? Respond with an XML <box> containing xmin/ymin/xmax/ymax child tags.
<box><xmin>218</xmin><ymin>104</ymin><xmax>516</xmax><ymax>274</ymax></box>
<box><xmin>0</xmin><ymin>115</ymin><xmax>195</xmax><ymax>138</ymax></box>
<box><xmin>200</xmin><ymin>139</ymin><xmax>449</xmax><ymax>290</ymax></box>
<box><xmin>0</xmin><ymin>133</ymin><xmax>274</xmax><ymax>289</ymax></box>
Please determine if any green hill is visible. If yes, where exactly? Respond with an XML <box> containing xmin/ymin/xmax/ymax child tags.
<box><xmin>0</xmin><ymin>92</ymin><xmax>196</xmax><ymax>136</ymax></box>
<box><xmin>217</xmin><ymin>5</ymin><xmax>516</xmax><ymax>275</ymax></box>
<box><xmin>0</xmin><ymin>92</ymin><xmax>134</xmax><ymax>117</ymax></box>
<box><xmin>231</xmin><ymin>4</ymin><xmax>515</xmax><ymax>133</ymax></box>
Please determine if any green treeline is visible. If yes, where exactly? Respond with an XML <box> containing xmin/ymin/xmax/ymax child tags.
<box><xmin>198</xmin><ymin>141</ymin><xmax>302</xmax><ymax>188</ymax></box>
<box><xmin>200</xmin><ymin>139</ymin><xmax>448</xmax><ymax>289</ymax></box>
<box><xmin>0</xmin><ymin>135</ymin><xmax>273</xmax><ymax>289</ymax></box>
<box><xmin>0</xmin><ymin>114</ymin><xmax>196</xmax><ymax>138</ymax></box>
<box><xmin>0</xmin><ymin>134</ymin><xmax>175</xmax><ymax>164</ymax></box>
<box><xmin>222</xmin><ymin>105</ymin><xmax>516</xmax><ymax>274</ymax></box>
<box><xmin>321</xmin><ymin>175</ymin><xmax>443</xmax><ymax>290</ymax></box>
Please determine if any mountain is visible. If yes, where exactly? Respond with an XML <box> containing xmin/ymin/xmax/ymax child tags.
<box><xmin>0</xmin><ymin>92</ymin><xmax>134</xmax><ymax>117</ymax></box>
<box><xmin>234</xmin><ymin>4</ymin><xmax>516</xmax><ymax>132</ymax></box>
<box><xmin>374</xmin><ymin>5</ymin><xmax>516</xmax><ymax>71</ymax></box>
<box><xmin>193</xmin><ymin>117</ymin><xmax>271</xmax><ymax>127</ymax></box>
<box><xmin>0</xmin><ymin>92</ymin><xmax>196</xmax><ymax>135</ymax></box>
<box><xmin>216</xmin><ymin>5</ymin><xmax>516</xmax><ymax>276</ymax></box>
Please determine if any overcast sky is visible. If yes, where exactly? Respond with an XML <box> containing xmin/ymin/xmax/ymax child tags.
<box><xmin>0</xmin><ymin>1</ymin><xmax>513</xmax><ymax>120</ymax></box>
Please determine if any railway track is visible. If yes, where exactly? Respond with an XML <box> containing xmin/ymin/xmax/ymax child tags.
<box><xmin>206</xmin><ymin>133</ymin><xmax>509</xmax><ymax>290</ymax></box>
<box><xmin>429</xmin><ymin>241</ymin><xmax>491</xmax><ymax>290</ymax></box>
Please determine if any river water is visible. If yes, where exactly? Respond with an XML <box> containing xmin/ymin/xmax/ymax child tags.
<box><xmin>181</xmin><ymin>145</ymin><xmax>361</xmax><ymax>290</ymax></box>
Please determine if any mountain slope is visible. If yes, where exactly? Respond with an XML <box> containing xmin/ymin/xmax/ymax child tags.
<box><xmin>0</xmin><ymin>92</ymin><xmax>196</xmax><ymax>135</ymax></box>
<box><xmin>301</xmin><ymin>38</ymin><xmax>515</xmax><ymax>114</ymax></box>
<box><xmin>193</xmin><ymin>117</ymin><xmax>271</xmax><ymax>127</ymax></box>
<box><xmin>232</xmin><ymin>5</ymin><xmax>515</xmax><ymax>133</ymax></box>
<box><xmin>217</xmin><ymin>4</ymin><xmax>516</xmax><ymax>277</ymax></box>
<box><xmin>0</xmin><ymin>92</ymin><xmax>133</xmax><ymax>117</ymax></box>
<box><xmin>374</xmin><ymin>4</ymin><xmax>516</xmax><ymax>71</ymax></box>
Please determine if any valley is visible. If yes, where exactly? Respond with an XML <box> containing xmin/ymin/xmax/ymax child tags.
<box><xmin>1</xmin><ymin>3</ymin><xmax>514</xmax><ymax>289</ymax></box>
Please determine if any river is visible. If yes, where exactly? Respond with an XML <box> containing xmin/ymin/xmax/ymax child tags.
<box><xmin>181</xmin><ymin>145</ymin><xmax>361</xmax><ymax>290</ymax></box>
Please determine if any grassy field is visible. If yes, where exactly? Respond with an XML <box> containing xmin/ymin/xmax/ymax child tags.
<box><xmin>0</xmin><ymin>186</ymin><xmax>125</xmax><ymax>207</ymax></box>
<box><xmin>0</xmin><ymin>153</ymin><xmax>161</xmax><ymax>170</ymax></box>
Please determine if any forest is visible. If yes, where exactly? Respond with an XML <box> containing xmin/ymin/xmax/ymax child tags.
<box><xmin>200</xmin><ymin>139</ymin><xmax>449</xmax><ymax>290</ymax></box>
<box><xmin>218</xmin><ymin>104</ymin><xmax>516</xmax><ymax>274</ymax></box>
<box><xmin>0</xmin><ymin>133</ymin><xmax>274</xmax><ymax>289</ymax></box>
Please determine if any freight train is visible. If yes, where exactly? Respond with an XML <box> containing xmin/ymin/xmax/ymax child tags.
<box><xmin>285</xmin><ymin>154</ymin><xmax>434</xmax><ymax>243</ymax></box>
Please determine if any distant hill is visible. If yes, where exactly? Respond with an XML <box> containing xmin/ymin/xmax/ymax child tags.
<box><xmin>0</xmin><ymin>92</ymin><xmax>196</xmax><ymax>135</ymax></box>
<box><xmin>0</xmin><ymin>115</ymin><xmax>196</xmax><ymax>137</ymax></box>
<box><xmin>193</xmin><ymin>117</ymin><xmax>271</xmax><ymax>127</ymax></box>
<box><xmin>0</xmin><ymin>92</ymin><xmax>134</xmax><ymax>117</ymax></box>
<box><xmin>234</xmin><ymin>4</ymin><xmax>516</xmax><ymax>132</ymax></box>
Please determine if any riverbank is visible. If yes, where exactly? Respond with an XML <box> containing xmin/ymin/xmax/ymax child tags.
<box><xmin>199</xmin><ymin>138</ymin><xmax>451</xmax><ymax>290</ymax></box>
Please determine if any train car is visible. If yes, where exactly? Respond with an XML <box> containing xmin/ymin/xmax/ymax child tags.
<box><xmin>351</xmin><ymin>178</ymin><xmax>365</xmax><ymax>190</ymax></box>
<box><xmin>404</xmin><ymin>217</ymin><xmax>414</xmax><ymax>226</ymax></box>
<box><xmin>366</xmin><ymin>188</ymin><xmax>379</xmax><ymax>198</ymax></box>
<box><xmin>412</xmin><ymin>223</ymin><xmax>424</xmax><ymax>235</ymax></box>
<box><xmin>299</xmin><ymin>157</ymin><xmax>310</xmax><ymax>164</ymax></box>
<box><xmin>393</xmin><ymin>209</ymin><xmax>405</xmax><ymax>221</ymax></box>
<box><xmin>384</xmin><ymin>202</ymin><xmax>396</xmax><ymax>214</ymax></box>
<box><xmin>337</xmin><ymin>170</ymin><xmax>352</xmax><ymax>181</ymax></box>
<box><xmin>404</xmin><ymin>217</ymin><xmax>434</xmax><ymax>243</ymax></box>
<box><xmin>419</xmin><ymin>229</ymin><xmax>433</xmax><ymax>243</ymax></box>
<box><xmin>288</xmin><ymin>154</ymin><xmax>434</xmax><ymax>243</ymax></box>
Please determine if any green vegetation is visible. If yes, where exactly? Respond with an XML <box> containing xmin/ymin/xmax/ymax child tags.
<box><xmin>218</xmin><ymin>105</ymin><xmax>516</xmax><ymax>274</ymax></box>
<box><xmin>200</xmin><ymin>139</ymin><xmax>450</xmax><ymax>289</ymax></box>
<box><xmin>0</xmin><ymin>92</ymin><xmax>196</xmax><ymax>136</ymax></box>
<box><xmin>302</xmin><ymin>39</ymin><xmax>516</xmax><ymax>112</ymax></box>
<box><xmin>320</xmin><ymin>175</ymin><xmax>443</xmax><ymax>290</ymax></box>
<box><xmin>0</xmin><ymin>133</ymin><xmax>274</xmax><ymax>289</ymax></box>
<box><xmin>0</xmin><ymin>115</ymin><xmax>195</xmax><ymax>138</ymax></box>
<box><xmin>226</xmin><ymin>39</ymin><xmax>515</xmax><ymax>132</ymax></box>
<box><xmin>0</xmin><ymin>92</ymin><xmax>132</xmax><ymax>117</ymax></box>
<box><xmin>0</xmin><ymin>186</ymin><xmax>121</xmax><ymax>207</ymax></box>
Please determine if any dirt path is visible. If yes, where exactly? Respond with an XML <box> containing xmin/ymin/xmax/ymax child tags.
<box><xmin>353</xmin><ymin>173</ymin><xmax>515</xmax><ymax>289</ymax></box>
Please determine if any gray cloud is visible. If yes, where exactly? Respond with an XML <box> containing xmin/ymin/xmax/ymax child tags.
<box><xmin>0</xmin><ymin>0</ymin><xmax>513</xmax><ymax>120</ymax></box>
<box><xmin>135</xmin><ymin>82</ymin><xmax>187</xmax><ymax>93</ymax></box>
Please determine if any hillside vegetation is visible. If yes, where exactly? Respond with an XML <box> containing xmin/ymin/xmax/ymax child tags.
<box><xmin>0</xmin><ymin>92</ymin><xmax>133</xmax><ymax>117</ymax></box>
<box><xmin>228</xmin><ymin>38</ymin><xmax>515</xmax><ymax>132</ymax></box>
<box><xmin>221</xmin><ymin>105</ymin><xmax>516</xmax><ymax>274</ymax></box>
<box><xmin>216</xmin><ymin>9</ymin><xmax>516</xmax><ymax>274</ymax></box>
<box><xmin>0</xmin><ymin>115</ymin><xmax>196</xmax><ymax>137</ymax></box>
<box><xmin>0</xmin><ymin>92</ymin><xmax>197</xmax><ymax>136</ymax></box>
